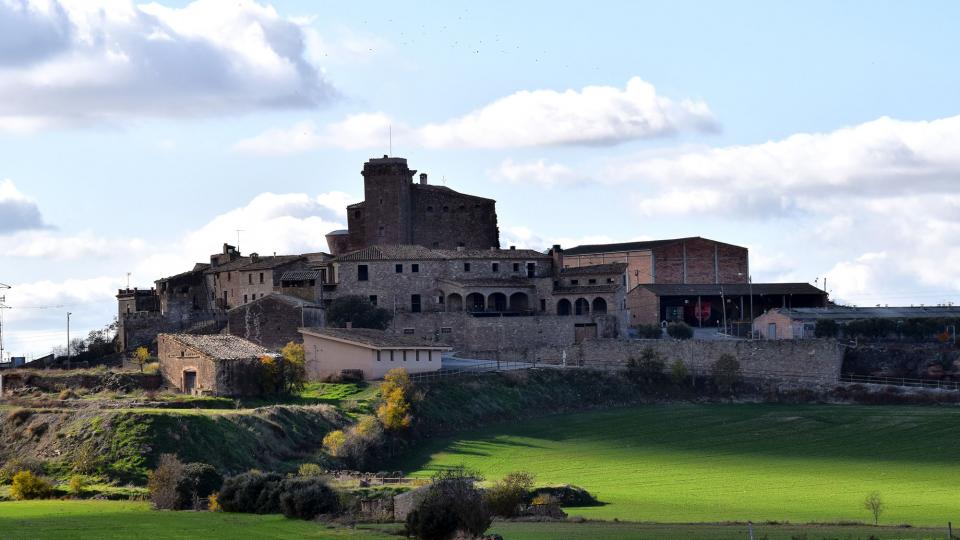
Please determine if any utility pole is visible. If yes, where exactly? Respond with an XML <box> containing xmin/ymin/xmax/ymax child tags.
<box><xmin>235</xmin><ymin>229</ymin><xmax>244</xmax><ymax>253</ymax></box>
<box><xmin>126</xmin><ymin>272</ymin><xmax>131</xmax><ymax>290</ymax></box>
<box><xmin>0</xmin><ymin>282</ymin><xmax>11</xmax><ymax>364</ymax></box>
<box><xmin>66</xmin><ymin>312</ymin><xmax>72</xmax><ymax>370</ymax></box>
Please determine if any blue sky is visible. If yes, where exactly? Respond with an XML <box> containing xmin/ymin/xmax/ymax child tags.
<box><xmin>1</xmin><ymin>0</ymin><xmax>959</xmax><ymax>358</ymax></box>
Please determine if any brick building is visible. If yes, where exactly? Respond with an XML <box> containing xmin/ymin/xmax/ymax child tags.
<box><xmin>157</xmin><ymin>333</ymin><xmax>274</xmax><ymax>396</ymax></box>
<box><xmin>327</xmin><ymin>156</ymin><xmax>500</xmax><ymax>255</ymax></box>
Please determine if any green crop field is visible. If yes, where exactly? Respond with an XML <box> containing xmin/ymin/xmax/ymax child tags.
<box><xmin>0</xmin><ymin>501</ymin><xmax>951</xmax><ymax>540</ymax></box>
<box><xmin>395</xmin><ymin>403</ymin><xmax>960</xmax><ymax>526</ymax></box>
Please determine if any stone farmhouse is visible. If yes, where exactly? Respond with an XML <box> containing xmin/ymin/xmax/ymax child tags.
<box><xmin>157</xmin><ymin>334</ymin><xmax>275</xmax><ymax>397</ymax></box>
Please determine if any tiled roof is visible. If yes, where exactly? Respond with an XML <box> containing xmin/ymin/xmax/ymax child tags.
<box><xmin>280</xmin><ymin>270</ymin><xmax>323</xmax><ymax>281</ymax></box>
<box><xmin>636</xmin><ymin>283</ymin><xmax>827</xmax><ymax>296</ymax></box>
<box><xmin>299</xmin><ymin>327</ymin><xmax>452</xmax><ymax>349</ymax></box>
<box><xmin>560</xmin><ymin>263</ymin><xmax>628</xmax><ymax>276</ymax></box>
<box><xmin>412</xmin><ymin>183</ymin><xmax>494</xmax><ymax>202</ymax></box>
<box><xmin>564</xmin><ymin>237</ymin><xmax>745</xmax><ymax>256</ymax></box>
<box><xmin>228</xmin><ymin>294</ymin><xmax>319</xmax><ymax>310</ymax></box>
<box><xmin>157</xmin><ymin>265</ymin><xmax>209</xmax><ymax>282</ymax></box>
<box><xmin>203</xmin><ymin>255</ymin><xmax>305</xmax><ymax>274</ymax></box>
<box><xmin>772</xmin><ymin>306</ymin><xmax>960</xmax><ymax>321</ymax></box>
<box><xmin>163</xmin><ymin>334</ymin><xmax>274</xmax><ymax>360</ymax></box>
<box><xmin>333</xmin><ymin>245</ymin><xmax>549</xmax><ymax>262</ymax></box>
<box><xmin>438</xmin><ymin>278</ymin><xmax>537</xmax><ymax>288</ymax></box>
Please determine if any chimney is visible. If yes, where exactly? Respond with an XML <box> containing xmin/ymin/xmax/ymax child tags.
<box><xmin>250</xmin><ymin>252</ymin><xmax>260</xmax><ymax>263</ymax></box>
<box><xmin>550</xmin><ymin>245</ymin><xmax>564</xmax><ymax>277</ymax></box>
<box><xmin>509</xmin><ymin>245</ymin><xmax>516</xmax><ymax>250</ymax></box>
<box><xmin>419</xmin><ymin>173</ymin><xmax>428</xmax><ymax>185</ymax></box>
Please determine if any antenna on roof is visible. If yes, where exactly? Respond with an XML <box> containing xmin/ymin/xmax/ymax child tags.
<box><xmin>236</xmin><ymin>229</ymin><xmax>244</xmax><ymax>253</ymax></box>
<box><xmin>389</xmin><ymin>125</ymin><xmax>392</xmax><ymax>156</ymax></box>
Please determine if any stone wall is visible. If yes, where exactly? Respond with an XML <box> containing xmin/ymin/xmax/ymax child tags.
<box><xmin>228</xmin><ymin>297</ymin><xmax>324</xmax><ymax>350</ymax></box>
<box><xmin>409</xmin><ymin>186</ymin><xmax>499</xmax><ymax>250</ymax></box>
<box><xmin>530</xmin><ymin>338</ymin><xmax>843</xmax><ymax>382</ymax></box>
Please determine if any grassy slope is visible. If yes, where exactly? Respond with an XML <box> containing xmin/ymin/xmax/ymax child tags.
<box><xmin>395</xmin><ymin>403</ymin><xmax>960</xmax><ymax>526</ymax></box>
<box><xmin>0</xmin><ymin>501</ymin><xmax>949</xmax><ymax>540</ymax></box>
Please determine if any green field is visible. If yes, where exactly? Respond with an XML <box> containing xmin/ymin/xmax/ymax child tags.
<box><xmin>395</xmin><ymin>404</ymin><xmax>960</xmax><ymax>526</ymax></box>
<box><xmin>0</xmin><ymin>501</ymin><xmax>952</xmax><ymax>540</ymax></box>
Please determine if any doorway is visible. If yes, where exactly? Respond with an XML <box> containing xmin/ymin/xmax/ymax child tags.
<box><xmin>183</xmin><ymin>370</ymin><xmax>197</xmax><ymax>394</ymax></box>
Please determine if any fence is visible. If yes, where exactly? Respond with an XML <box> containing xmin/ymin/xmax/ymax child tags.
<box><xmin>407</xmin><ymin>359</ymin><xmax>537</xmax><ymax>382</ymax></box>
<box><xmin>838</xmin><ymin>373</ymin><xmax>960</xmax><ymax>391</ymax></box>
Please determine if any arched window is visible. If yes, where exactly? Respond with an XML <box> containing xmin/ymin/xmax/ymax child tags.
<box><xmin>574</xmin><ymin>298</ymin><xmax>590</xmax><ymax>316</ymax></box>
<box><xmin>592</xmin><ymin>297</ymin><xmax>608</xmax><ymax>314</ymax></box>
<box><xmin>447</xmin><ymin>293</ymin><xmax>463</xmax><ymax>312</ymax></box>
<box><xmin>466</xmin><ymin>293</ymin><xmax>485</xmax><ymax>312</ymax></box>
<box><xmin>557</xmin><ymin>299</ymin><xmax>572</xmax><ymax>316</ymax></box>
<box><xmin>488</xmin><ymin>292</ymin><xmax>507</xmax><ymax>311</ymax></box>
<box><xmin>509</xmin><ymin>292</ymin><xmax>529</xmax><ymax>311</ymax></box>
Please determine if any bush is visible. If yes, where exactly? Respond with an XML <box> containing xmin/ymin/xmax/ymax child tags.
<box><xmin>0</xmin><ymin>457</ymin><xmax>45</xmax><ymax>484</ymax></box>
<box><xmin>327</xmin><ymin>295</ymin><xmax>393</xmax><ymax>330</ymax></box>
<box><xmin>68</xmin><ymin>475</ymin><xmax>87</xmax><ymax>497</ymax></box>
<box><xmin>666</xmin><ymin>321</ymin><xmax>693</xmax><ymax>340</ymax></box>
<box><xmin>218</xmin><ymin>471</ymin><xmax>284</xmax><ymax>514</ymax></box>
<box><xmin>711</xmin><ymin>354</ymin><xmax>741</xmax><ymax>393</ymax></box>
<box><xmin>278</xmin><ymin>477</ymin><xmax>340</xmax><ymax>520</ymax></box>
<box><xmin>406</xmin><ymin>468</ymin><xmax>490</xmax><ymax>540</ymax></box>
<box><xmin>147</xmin><ymin>454</ymin><xmax>222</xmax><ymax>510</ymax></box>
<box><xmin>144</xmin><ymin>362</ymin><xmax>160</xmax><ymax>375</ymax></box>
<box><xmin>10</xmin><ymin>471</ymin><xmax>54</xmax><ymax>500</ymax></box>
<box><xmin>669</xmin><ymin>359</ymin><xmax>690</xmax><ymax>385</ymax></box>
<box><xmin>814</xmin><ymin>319</ymin><xmax>839</xmax><ymax>338</ymax></box>
<box><xmin>5</xmin><ymin>408</ymin><xmax>32</xmax><ymax>426</ymax></box>
<box><xmin>633</xmin><ymin>324</ymin><xmax>662</xmax><ymax>339</ymax></box>
<box><xmin>323</xmin><ymin>430</ymin><xmax>347</xmax><ymax>457</ymax></box>
<box><xmin>484</xmin><ymin>471</ymin><xmax>534</xmax><ymax>518</ymax></box>
<box><xmin>208</xmin><ymin>492</ymin><xmax>222</xmax><ymax>512</ymax></box>
<box><xmin>377</xmin><ymin>368</ymin><xmax>413</xmax><ymax>431</ymax></box>
<box><xmin>297</xmin><ymin>463</ymin><xmax>324</xmax><ymax>477</ymax></box>
<box><xmin>625</xmin><ymin>348</ymin><xmax>666</xmax><ymax>384</ymax></box>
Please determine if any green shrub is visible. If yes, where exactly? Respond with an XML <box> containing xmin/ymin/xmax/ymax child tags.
<box><xmin>278</xmin><ymin>477</ymin><xmax>339</xmax><ymax>520</ymax></box>
<box><xmin>68</xmin><ymin>475</ymin><xmax>87</xmax><ymax>497</ymax></box>
<box><xmin>0</xmin><ymin>457</ymin><xmax>45</xmax><ymax>484</ymax></box>
<box><xmin>10</xmin><ymin>471</ymin><xmax>54</xmax><ymax>500</ymax></box>
<box><xmin>484</xmin><ymin>471</ymin><xmax>534</xmax><ymax>518</ymax></box>
<box><xmin>669</xmin><ymin>360</ymin><xmax>690</xmax><ymax>385</ymax></box>
<box><xmin>143</xmin><ymin>362</ymin><xmax>160</xmax><ymax>375</ymax></box>
<box><xmin>814</xmin><ymin>319</ymin><xmax>839</xmax><ymax>338</ymax></box>
<box><xmin>297</xmin><ymin>463</ymin><xmax>323</xmax><ymax>477</ymax></box>
<box><xmin>327</xmin><ymin>295</ymin><xmax>393</xmax><ymax>330</ymax></box>
<box><xmin>666</xmin><ymin>322</ymin><xmax>694</xmax><ymax>340</ymax></box>
<box><xmin>406</xmin><ymin>467</ymin><xmax>490</xmax><ymax>540</ymax></box>
<box><xmin>147</xmin><ymin>454</ymin><xmax>222</xmax><ymax>510</ymax></box>
<box><xmin>711</xmin><ymin>354</ymin><xmax>741</xmax><ymax>393</ymax></box>
<box><xmin>625</xmin><ymin>348</ymin><xmax>666</xmax><ymax>384</ymax></box>
<box><xmin>633</xmin><ymin>324</ymin><xmax>662</xmax><ymax>339</ymax></box>
<box><xmin>218</xmin><ymin>471</ymin><xmax>284</xmax><ymax>514</ymax></box>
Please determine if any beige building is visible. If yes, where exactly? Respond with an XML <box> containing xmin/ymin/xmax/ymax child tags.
<box><xmin>299</xmin><ymin>327</ymin><xmax>451</xmax><ymax>380</ymax></box>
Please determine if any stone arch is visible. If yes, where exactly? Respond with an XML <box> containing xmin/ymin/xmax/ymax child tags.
<box><xmin>488</xmin><ymin>292</ymin><xmax>507</xmax><ymax>311</ymax></box>
<box><xmin>574</xmin><ymin>298</ymin><xmax>590</xmax><ymax>316</ymax></box>
<box><xmin>509</xmin><ymin>292</ymin><xmax>529</xmax><ymax>311</ymax></box>
<box><xmin>447</xmin><ymin>293</ymin><xmax>463</xmax><ymax>312</ymax></box>
<box><xmin>466</xmin><ymin>293</ymin><xmax>485</xmax><ymax>312</ymax></box>
<box><xmin>592</xmin><ymin>297</ymin><xmax>608</xmax><ymax>315</ymax></box>
<box><xmin>557</xmin><ymin>298</ymin><xmax>572</xmax><ymax>316</ymax></box>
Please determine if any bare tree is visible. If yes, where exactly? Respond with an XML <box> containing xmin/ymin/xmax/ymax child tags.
<box><xmin>863</xmin><ymin>491</ymin><xmax>884</xmax><ymax>525</ymax></box>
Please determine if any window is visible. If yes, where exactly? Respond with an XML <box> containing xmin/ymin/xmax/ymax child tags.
<box><xmin>457</xmin><ymin>241</ymin><xmax>465</xmax><ymax>247</ymax></box>
<box><xmin>441</xmin><ymin>327</ymin><xmax>452</xmax><ymax>334</ymax></box>
<box><xmin>492</xmin><ymin>262</ymin><xmax>499</xmax><ymax>272</ymax></box>
<box><xmin>412</xmin><ymin>263</ymin><xmax>419</xmax><ymax>273</ymax></box>
<box><xmin>358</xmin><ymin>265</ymin><xmax>369</xmax><ymax>281</ymax></box>
<box><xmin>395</xmin><ymin>264</ymin><xmax>403</xmax><ymax>273</ymax></box>
<box><xmin>353</xmin><ymin>210</ymin><xmax>361</xmax><ymax>218</ymax></box>
<box><xmin>432</xmin><ymin>242</ymin><xmax>439</xmax><ymax>247</ymax></box>
<box><xmin>571</xmin><ymin>279</ymin><xmax>579</xmax><ymax>285</ymax></box>
<box><xmin>540</xmin><ymin>299</ymin><xmax>546</xmax><ymax>311</ymax></box>
<box><xmin>458</xmin><ymin>205</ymin><xmax>465</xmax><ymax>211</ymax></box>
<box><xmin>376</xmin><ymin>350</ymin><xmax>381</xmax><ymax>362</ymax></box>
<box><xmin>308</xmin><ymin>279</ymin><xmax>316</xmax><ymax>286</ymax></box>
<box><xmin>415</xmin><ymin>350</ymin><xmax>420</xmax><ymax>361</ymax></box>
<box><xmin>243</xmin><ymin>294</ymin><xmax>248</xmax><ymax>303</ymax></box>
<box><xmin>464</xmin><ymin>262</ymin><xmax>471</xmax><ymax>272</ymax></box>
<box><xmin>248</xmin><ymin>274</ymin><xmax>253</xmax><ymax>284</ymax></box>
<box><xmin>427</xmin><ymin>206</ymin><xmax>433</xmax><ymax>212</ymax></box>
<box><xmin>390</xmin><ymin>350</ymin><xmax>395</xmax><ymax>361</ymax></box>
<box><xmin>403</xmin><ymin>328</ymin><xmax>415</xmax><ymax>335</ymax></box>
<box><xmin>588</xmin><ymin>278</ymin><xmax>597</xmax><ymax>285</ymax></box>
<box><xmin>259</xmin><ymin>273</ymin><xmax>264</xmax><ymax>284</ymax></box>
<box><xmin>607</xmin><ymin>277</ymin><xmax>615</xmax><ymax>284</ymax></box>
<box><xmin>512</xmin><ymin>263</ymin><xmax>520</xmax><ymax>272</ymax></box>
<box><xmin>411</xmin><ymin>294</ymin><xmax>422</xmax><ymax>313</ymax></box>
<box><xmin>369</xmin><ymin>295</ymin><xmax>378</xmax><ymax>306</ymax></box>
<box><xmin>227</xmin><ymin>272</ymin><xmax>231</xmax><ymax>282</ymax></box>
<box><xmin>378</xmin><ymin>226</ymin><xmax>384</xmax><ymax>237</ymax></box>
<box><xmin>527</xmin><ymin>262</ymin><xmax>536</xmax><ymax>278</ymax></box>
<box><xmin>442</xmin><ymin>206</ymin><xmax>449</xmax><ymax>212</ymax></box>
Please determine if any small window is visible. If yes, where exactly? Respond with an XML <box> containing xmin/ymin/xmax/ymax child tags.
<box><xmin>438</xmin><ymin>295</ymin><xmax>444</xmax><ymax>304</ymax></box>
<box><xmin>248</xmin><ymin>274</ymin><xmax>253</xmax><ymax>284</ymax></box>
<box><xmin>512</xmin><ymin>263</ymin><xmax>520</xmax><ymax>272</ymax></box>
<box><xmin>227</xmin><ymin>272</ymin><xmax>231</xmax><ymax>282</ymax></box>
<box><xmin>376</xmin><ymin>350</ymin><xmax>381</xmax><ymax>362</ymax></box>
<box><xmin>492</xmin><ymin>262</ymin><xmax>499</xmax><ymax>272</ymax></box>
<box><xmin>427</xmin><ymin>206</ymin><xmax>433</xmax><ymax>212</ymax></box>
<box><xmin>369</xmin><ymin>295</ymin><xmax>378</xmax><ymax>306</ymax></box>
<box><xmin>540</xmin><ymin>299</ymin><xmax>546</xmax><ymax>311</ymax></box>
<box><xmin>571</xmin><ymin>279</ymin><xmax>579</xmax><ymax>285</ymax></box>
<box><xmin>354</xmin><ymin>210</ymin><xmax>361</xmax><ymax>218</ymax></box>
<box><xmin>396</xmin><ymin>264</ymin><xmax>403</xmax><ymax>273</ymax></box>
<box><xmin>411</xmin><ymin>294</ymin><xmax>421</xmax><ymax>313</ymax></box>
<box><xmin>390</xmin><ymin>350</ymin><xmax>395</xmax><ymax>361</ymax></box>
<box><xmin>412</xmin><ymin>263</ymin><xmax>419</xmax><ymax>273</ymax></box>
<box><xmin>588</xmin><ymin>278</ymin><xmax>597</xmax><ymax>285</ymax></box>
<box><xmin>441</xmin><ymin>327</ymin><xmax>452</xmax><ymax>334</ymax></box>
<box><xmin>527</xmin><ymin>262</ymin><xmax>536</xmax><ymax>278</ymax></box>
<box><xmin>358</xmin><ymin>265</ymin><xmax>369</xmax><ymax>281</ymax></box>
<box><xmin>403</xmin><ymin>328</ymin><xmax>415</xmax><ymax>335</ymax></box>
<box><xmin>443</xmin><ymin>206</ymin><xmax>449</xmax><ymax>212</ymax></box>
<box><xmin>403</xmin><ymin>350</ymin><xmax>408</xmax><ymax>361</ymax></box>
<box><xmin>458</xmin><ymin>205</ymin><xmax>465</xmax><ymax>211</ymax></box>
<box><xmin>432</xmin><ymin>242</ymin><xmax>439</xmax><ymax>247</ymax></box>
<box><xmin>259</xmin><ymin>272</ymin><xmax>264</xmax><ymax>284</ymax></box>
<box><xmin>607</xmin><ymin>278</ymin><xmax>615</xmax><ymax>284</ymax></box>
<box><xmin>308</xmin><ymin>279</ymin><xmax>316</xmax><ymax>286</ymax></box>
<box><xmin>457</xmin><ymin>241</ymin><xmax>465</xmax><ymax>247</ymax></box>
<box><xmin>243</xmin><ymin>294</ymin><xmax>248</xmax><ymax>303</ymax></box>
<box><xmin>464</xmin><ymin>262</ymin><xmax>471</xmax><ymax>272</ymax></box>
<box><xmin>416</xmin><ymin>350</ymin><xmax>420</xmax><ymax>361</ymax></box>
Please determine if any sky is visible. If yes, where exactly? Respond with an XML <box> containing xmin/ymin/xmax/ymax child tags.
<box><xmin>1</xmin><ymin>0</ymin><xmax>959</xmax><ymax>358</ymax></box>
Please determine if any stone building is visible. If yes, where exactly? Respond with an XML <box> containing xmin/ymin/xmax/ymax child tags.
<box><xmin>327</xmin><ymin>156</ymin><xmax>500</xmax><ymax>255</ymax></box>
<box><xmin>205</xmin><ymin>252</ymin><xmax>309</xmax><ymax>310</ymax></box>
<box><xmin>299</xmin><ymin>327</ymin><xmax>450</xmax><ymax>380</ymax></box>
<box><xmin>754</xmin><ymin>306</ymin><xmax>960</xmax><ymax>340</ymax></box>
<box><xmin>227</xmin><ymin>294</ymin><xmax>324</xmax><ymax>349</ymax></box>
<box><xmin>157</xmin><ymin>333</ymin><xmax>274</xmax><ymax>396</ymax></box>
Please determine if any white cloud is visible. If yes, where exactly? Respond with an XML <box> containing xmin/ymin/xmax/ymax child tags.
<box><xmin>233</xmin><ymin>113</ymin><xmax>395</xmax><ymax>155</ymax></box>
<box><xmin>2</xmin><ymin>230</ymin><xmax>146</xmax><ymax>259</ymax></box>
<box><xmin>0</xmin><ymin>0</ymin><xmax>335</xmax><ymax>132</ymax></box>
<box><xmin>0</xmin><ymin>179</ymin><xmax>47</xmax><ymax>232</ymax></box>
<box><xmin>234</xmin><ymin>77</ymin><xmax>718</xmax><ymax>154</ymax></box>
<box><xmin>489</xmin><ymin>159</ymin><xmax>586</xmax><ymax>188</ymax></box>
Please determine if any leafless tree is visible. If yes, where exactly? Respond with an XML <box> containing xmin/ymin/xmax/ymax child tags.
<box><xmin>863</xmin><ymin>491</ymin><xmax>884</xmax><ymax>525</ymax></box>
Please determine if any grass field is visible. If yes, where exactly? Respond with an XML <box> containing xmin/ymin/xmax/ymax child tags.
<box><xmin>0</xmin><ymin>501</ymin><xmax>952</xmax><ymax>540</ymax></box>
<box><xmin>395</xmin><ymin>403</ymin><xmax>960</xmax><ymax>526</ymax></box>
